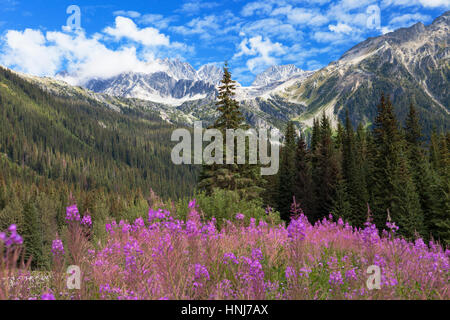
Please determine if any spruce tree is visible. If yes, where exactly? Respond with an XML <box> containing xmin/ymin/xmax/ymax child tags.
<box><xmin>429</xmin><ymin>133</ymin><xmax>450</xmax><ymax>244</ymax></box>
<box><xmin>405</xmin><ymin>103</ymin><xmax>439</xmax><ymax>239</ymax></box>
<box><xmin>23</xmin><ymin>198</ymin><xmax>44</xmax><ymax>269</ymax></box>
<box><xmin>313</xmin><ymin>113</ymin><xmax>339</xmax><ymax>221</ymax></box>
<box><xmin>198</xmin><ymin>63</ymin><xmax>262</xmax><ymax>199</ymax></box>
<box><xmin>335</xmin><ymin>110</ymin><xmax>366</xmax><ymax>226</ymax></box>
<box><xmin>294</xmin><ymin>133</ymin><xmax>314</xmax><ymax>220</ymax></box>
<box><xmin>277</xmin><ymin>121</ymin><xmax>297</xmax><ymax>221</ymax></box>
<box><xmin>370</xmin><ymin>94</ymin><xmax>423</xmax><ymax>237</ymax></box>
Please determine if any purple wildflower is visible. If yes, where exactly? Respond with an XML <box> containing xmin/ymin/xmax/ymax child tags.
<box><xmin>51</xmin><ymin>239</ymin><xmax>64</xmax><ymax>256</ymax></box>
<box><xmin>188</xmin><ymin>199</ymin><xmax>196</xmax><ymax>209</ymax></box>
<box><xmin>81</xmin><ymin>215</ymin><xmax>92</xmax><ymax>227</ymax></box>
<box><xmin>41</xmin><ymin>292</ymin><xmax>55</xmax><ymax>300</ymax></box>
<box><xmin>66</xmin><ymin>205</ymin><xmax>80</xmax><ymax>222</ymax></box>
<box><xmin>223</xmin><ymin>252</ymin><xmax>239</xmax><ymax>265</ymax></box>
<box><xmin>329</xmin><ymin>271</ymin><xmax>344</xmax><ymax>285</ymax></box>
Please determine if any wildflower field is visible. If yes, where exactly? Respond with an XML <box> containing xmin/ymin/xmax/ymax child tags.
<box><xmin>1</xmin><ymin>200</ymin><xmax>449</xmax><ymax>300</ymax></box>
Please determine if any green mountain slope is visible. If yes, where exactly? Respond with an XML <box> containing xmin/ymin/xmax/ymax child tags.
<box><xmin>0</xmin><ymin>66</ymin><xmax>199</xmax><ymax>200</ymax></box>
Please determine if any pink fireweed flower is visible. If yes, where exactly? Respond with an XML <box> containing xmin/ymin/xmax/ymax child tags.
<box><xmin>345</xmin><ymin>268</ymin><xmax>358</xmax><ymax>281</ymax></box>
<box><xmin>223</xmin><ymin>252</ymin><xmax>239</xmax><ymax>265</ymax></box>
<box><xmin>188</xmin><ymin>199</ymin><xmax>197</xmax><ymax>209</ymax></box>
<box><xmin>81</xmin><ymin>215</ymin><xmax>92</xmax><ymax>227</ymax></box>
<box><xmin>66</xmin><ymin>205</ymin><xmax>80</xmax><ymax>222</ymax></box>
<box><xmin>362</xmin><ymin>221</ymin><xmax>379</xmax><ymax>245</ymax></box>
<box><xmin>148</xmin><ymin>208</ymin><xmax>169</xmax><ymax>223</ymax></box>
<box><xmin>51</xmin><ymin>239</ymin><xmax>64</xmax><ymax>256</ymax></box>
<box><xmin>251</xmin><ymin>248</ymin><xmax>263</xmax><ymax>261</ymax></box>
<box><xmin>287</xmin><ymin>217</ymin><xmax>306</xmax><ymax>241</ymax></box>
<box><xmin>329</xmin><ymin>271</ymin><xmax>344</xmax><ymax>285</ymax></box>
<box><xmin>2</xmin><ymin>224</ymin><xmax>23</xmax><ymax>247</ymax></box>
<box><xmin>194</xmin><ymin>264</ymin><xmax>210</xmax><ymax>280</ymax></box>
<box><xmin>192</xmin><ymin>264</ymin><xmax>210</xmax><ymax>289</ymax></box>
<box><xmin>285</xmin><ymin>266</ymin><xmax>296</xmax><ymax>279</ymax></box>
<box><xmin>235</xmin><ymin>213</ymin><xmax>244</xmax><ymax>220</ymax></box>
<box><xmin>386</xmin><ymin>221</ymin><xmax>399</xmax><ymax>232</ymax></box>
<box><xmin>133</xmin><ymin>217</ymin><xmax>145</xmax><ymax>230</ymax></box>
<box><xmin>41</xmin><ymin>292</ymin><xmax>55</xmax><ymax>300</ymax></box>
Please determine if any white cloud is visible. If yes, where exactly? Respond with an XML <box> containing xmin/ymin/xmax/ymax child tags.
<box><xmin>382</xmin><ymin>0</ymin><xmax>450</xmax><ymax>8</ymax></box>
<box><xmin>241</xmin><ymin>18</ymin><xmax>304</xmax><ymax>41</ymax></box>
<box><xmin>179</xmin><ymin>1</ymin><xmax>220</xmax><ymax>14</ymax></box>
<box><xmin>103</xmin><ymin>16</ymin><xmax>170</xmax><ymax>47</ymax></box>
<box><xmin>241</xmin><ymin>2</ymin><xmax>273</xmax><ymax>17</ymax></box>
<box><xmin>329</xmin><ymin>23</ymin><xmax>353</xmax><ymax>34</ymax></box>
<box><xmin>0</xmin><ymin>29</ymin><xmax>62</xmax><ymax>76</ymax></box>
<box><xmin>271</xmin><ymin>6</ymin><xmax>329</xmax><ymax>26</ymax></box>
<box><xmin>417</xmin><ymin>0</ymin><xmax>450</xmax><ymax>7</ymax></box>
<box><xmin>139</xmin><ymin>14</ymin><xmax>174</xmax><ymax>29</ymax></box>
<box><xmin>113</xmin><ymin>10</ymin><xmax>141</xmax><ymax>18</ymax></box>
<box><xmin>389</xmin><ymin>13</ymin><xmax>432</xmax><ymax>26</ymax></box>
<box><xmin>171</xmin><ymin>15</ymin><xmax>219</xmax><ymax>37</ymax></box>
<box><xmin>0</xmin><ymin>17</ymin><xmax>190</xmax><ymax>85</ymax></box>
<box><xmin>171</xmin><ymin>13</ymin><xmax>240</xmax><ymax>41</ymax></box>
<box><xmin>306</xmin><ymin>60</ymin><xmax>324</xmax><ymax>70</ymax></box>
<box><xmin>234</xmin><ymin>36</ymin><xmax>285</xmax><ymax>74</ymax></box>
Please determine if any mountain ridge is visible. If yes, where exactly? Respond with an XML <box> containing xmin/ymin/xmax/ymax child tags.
<box><xmin>6</xmin><ymin>11</ymin><xmax>450</xmax><ymax>136</ymax></box>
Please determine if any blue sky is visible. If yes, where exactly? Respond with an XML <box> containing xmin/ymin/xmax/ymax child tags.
<box><xmin>0</xmin><ymin>0</ymin><xmax>448</xmax><ymax>85</ymax></box>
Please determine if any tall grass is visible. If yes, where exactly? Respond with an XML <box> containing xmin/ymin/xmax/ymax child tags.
<box><xmin>1</xmin><ymin>200</ymin><xmax>448</xmax><ymax>300</ymax></box>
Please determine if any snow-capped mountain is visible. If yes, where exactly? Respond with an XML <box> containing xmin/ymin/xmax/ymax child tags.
<box><xmin>276</xmin><ymin>10</ymin><xmax>449</xmax><ymax>128</ymax></box>
<box><xmin>79</xmin><ymin>60</ymin><xmax>312</xmax><ymax>106</ymax></box>
<box><xmin>251</xmin><ymin>65</ymin><xmax>309</xmax><ymax>87</ymax></box>
<box><xmin>11</xmin><ymin>11</ymin><xmax>450</xmax><ymax>134</ymax></box>
<box><xmin>156</xmin><ymin>58</ymin><xmax>198</xmax><ymax>81</ymax></box>
<box><xmin>84</xmin><ymin>71</ymin><xmax>216</xmax><ymax>106</ymax></box>
<box><xmin>197</xmin><ymin>64</ymin><xmax>224</xmax><ymax>85</ymax></box>
<box><xmin>76</xmin><ymin>59</ymin><xmax>226</xmax><ymax>106</ymax></box>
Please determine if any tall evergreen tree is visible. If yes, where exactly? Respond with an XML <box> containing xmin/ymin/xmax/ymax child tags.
<box><xmin>404</xmin><ymin>103</ymin><xmax>439</xmax><ymax>239</ymax></box>
<box><xmin>294</xmin><ymin>133</ymin><xmax>314</xmax><ymax>220</ymax></box>
<box><xmin>198</xmin><ymin>63</ymin><xmax>262</xmax><ymax>199</ymax></box>
<box><xmin>337</xmin><ymin>110</ymin><xmax>367</xmax><ymax>226</ymax></box>
<box><xmin>313</xmin><ymin>113</ymin><xmax>340</xmax><ymax>221</ymax></box>
<box><xmin>277</xmin><ymin>121</ymin><xmax>297</xmax><ymax>221</ymax></box>
<box><xmin>370</xmin><ymin>94</ymin><xmax>423</xmax><ymax>237</ymax></box>
<box><xmin>429</xmin><ymin>133</ymin><xmax>450</xmax><ymax>244</ymax></box>
<box><xmin>23</xmin><ymin>198</ymin><xmax>44</xmax><ymax>269</ymax></box>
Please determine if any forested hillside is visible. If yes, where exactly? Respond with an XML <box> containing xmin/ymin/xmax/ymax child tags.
<box><xmin>0</xmin><ymin>66</ymin><xmax>199</xmax><ymax>268</ymax></box>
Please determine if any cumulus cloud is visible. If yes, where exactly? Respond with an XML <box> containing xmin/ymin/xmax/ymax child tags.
<box><xmin>0</xmin><ymin>29</ymin><xmax>62</xmax><ymax>76</ymax></box>
<box><xmin>103</xmin><ymin>16</ymin><xmax>171</xmax><ymax>46</ymax></box>
<box><xmin>0</xmin><ymin>17</ymin><xmax>189</xmax><ymax>85</ymax></box>
<box><xmin>328</xmin><ymin>22</ymin><xmax>353</xmax><ymax>34</ymax></box>
<box><xmin>233</xmin><ymin>36</ymin><xmax>285</xmax><ymax>74</ymax></box>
